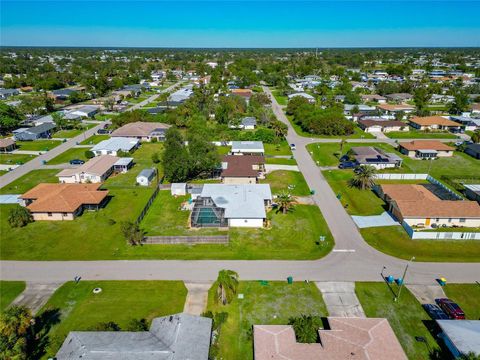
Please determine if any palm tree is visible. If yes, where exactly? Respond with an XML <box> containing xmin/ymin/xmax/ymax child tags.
<box><xmin>0</xmin><ymin>305</ymin><xmax>33</xmax><ymax>359</ymax></box>
<box><xmin>215</xmin><ymin>270</ymin><xmax>239</xmax><ymax>305</ymax></box>
<box><xmin>350</xmin><ymin>165</ymin><xmax>377</xmax><ymax>190</ymax></box>
<box><xmin>276</xmin><ymin>192</ymin><xmax>295</xmax><ymax>214</ymax></box>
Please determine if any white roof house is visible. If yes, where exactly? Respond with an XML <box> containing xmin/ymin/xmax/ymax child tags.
<box><xmin>437</xmin><ymin>320</ymin><xmax>480</xmax><ymax>358</ymax></box>
<box><xmin>231</xmin><ymin>141</ymin><xmax>264</xmax><ymax>155</ymax></box>
<box><xmin>287</xmin><ymin>92</ymin><xmax>315</xmax><ymax>103</ymax></box>
<box><xmin>168</xmin><ymin>87</ymin><xmax>194</xmax><ymax>103</ymax></box>
<box><xmin>68</xmin><ymin>105</ymin><xmax>99</xmax><ymax>118</ymax></box>
<box><xmin>91</xmin><ymin>137</ymin><xmax>139</xmax><ymax>156</ymax></box>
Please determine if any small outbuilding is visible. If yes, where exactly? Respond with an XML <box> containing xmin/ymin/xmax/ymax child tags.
<box><xmin>171</xmin><ymin>183</ymin><xmax>187</xmax><ymax>196</ymax></box>
<box><xmin>136</xmin><ymin>168</ymin><xmax>156</xmax><ymax>186</ymax></box>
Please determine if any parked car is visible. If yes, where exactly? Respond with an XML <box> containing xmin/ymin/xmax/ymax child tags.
<box><xmin>290</xmin><ymin>143</ymin><xmax>296</xmax><ymax>150</ymax></box>
<box><xmin>69</xmin><ymin>159</ymin><xmax>85</xmax><ymax>165</ymax></box>
<box><xmin>339</xmin><ymin>155</ymin><xmax>350</xmax><ymax>162</ymax></box>
<box><xmin>435</xmin><ymin>298</ymin><xmax>465</xmax><ymax>320</ymax></box>
<box><xmin>422</xmin><ymin>304</ymin><xmax>449</xmax><ymax>320</ymax></box>
<box><xmin>97</xmin><ymin>129</ymin><xmax>111</xmax><ymax>135</ymax></box>
<box><xmin>339</xmin><ymin>161</ymin><xmax>356</xmax><ymax>169</ymax></box>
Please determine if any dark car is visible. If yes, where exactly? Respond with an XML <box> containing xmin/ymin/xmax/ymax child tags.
<box><xmin>69</xmin><ymin>159</ymin><xmax>85</xmax><ymax>165</ymax></box>
<box><xmin>435</xmin><ymin>298</ymin><xmax>465</xmax><ymax>320</ymax></box>
<box><xmin>339</xmin><ymin>155</ymin><xmax>350</xmax><ymax>162</ymax></box>
<box><xmin>97</xmin><ymin>129</ymin><xmax>111</xmax><ymax>135</ymax></box>
<box><xmin>338</xmin><ymin>161</ymin><xmax>356</xmax><ymax>169</ymax></box>
<box><xmin>422</xmin><ymin>304</ymin><xmax>449</xmax><ymax>320</ymax></box>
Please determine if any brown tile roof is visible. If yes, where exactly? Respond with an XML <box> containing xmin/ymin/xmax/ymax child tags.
<box><xmin>409</xmin><ymin>116</ymin><xmax>461</xmax><ymax>127</ymax></box>
<box><xmin>0</xmin><ymin>138</ymin><xmax>15</xmax><ymax>148</ymax></box>
<box><xmin>398</xmin><ymin>140</ymin><xmax>454</xmax><ymax>151</ymax></box>
<box><xmin>377</xmin><ymin>104</ymin><xmax>415</xmax><ymax>111</ymax></box>
<box><xmin>21</xmin><ymin>183</ymin><xmax>108</xmax><ymax>213</ymax></box>
<box><xmin>231</xmin><ymin>89</ymin><xmax>253</xmax><ymax>98</ymax></box>
<box><xmin>221</xmin><ymin>155</ymin><xmax>264</xmax><ymax>177</ymax></box>
<box><xmin>111</xmin><ymin>121</ymin><xmax>171</xmax><ymax>137</ymax></box>
<box><xmin>381</xmin><ymin>184</ymin><xmax>480</xmax><ymax>218</ymax></box>
<box><xmin>57</xmin><ymin>155</ymin><xmax>120</xmax><ymax>178</ymax></box>
<box><xmin>358</xmin><ymin>119</ymin><xmax>406</xmax><ymax>128</ymax></box>
<box><xmin>254</xmin><ymin>317</ymin><xmax>407</xmax><ymax>360</ymax></box>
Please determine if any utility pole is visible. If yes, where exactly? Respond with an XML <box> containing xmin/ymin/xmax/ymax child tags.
<box><xmin>395</xmin><ymin>256</ymin><xmax>415</xmax><ymax>302</ymax></box>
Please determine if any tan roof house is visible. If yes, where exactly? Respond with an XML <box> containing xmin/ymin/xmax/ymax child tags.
<box><xmin>379</xmin><ymin>184</ymin><xmax>480</xmax><ymax>228</ymax></box>
<box><xmin>409</xmin><ymin>116</ymin><xmax>462</xmax><ymax>131</ymax></box>
<box><xmin>254</xmin><ymin>317</ymin><xmax>407</xmax><ymax>360</ymax></box>
<box><xmin>0</xmin><ymin>138</ymin><xmax>16</xmax><ymax>152</ymax></box>
<box><xmin>20</xmin><ymin>183</ymin><xmax>109</xmax><ymax>221</ymax></box>
<box><xmin>221</xmin><ymin>155</ymin><xmax>265</xmax><ymax>184</ymax></box>
<box><xmin>111</xmin><ymin>121</ymin><xmax>171</xmax><ymax>142</ymax></box>
<box><xmin>398</xmin><ymin>140</ymin><xmax>455</xmax><ymax>159</ymax></box>
<box><xmin>358</xmin><ymin>119</ymin><xmax>407</xmax><ymax>133</ymax></box>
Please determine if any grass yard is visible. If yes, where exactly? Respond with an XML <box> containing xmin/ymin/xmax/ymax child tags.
<box><xmin>361</xmin><ymin>226</ymin><xmax>480</xmax><ymax>262</ymax></box>
<box><xmin>0</xmin><ymin>281</ymin><xmax>26</xmax><ymax>311</ymax></box>
<box><xmin>0</xmin><ymin>153</ymin><xmax>37</xmax><ymax>165</ymax></box>
<box><xmin>265</xmin><ymin>157</ymin><xmax>297</xmax><ymax>165</ymax></box>
<box><xmin>37</xmin><ymin>281</ymin><xmax>187</xmax><ymax>359</ymax></box>
<box><xmin>288</xmin><ymin>115</ymin><xmax>375</xmax><ymax>139</ymax></box>
<box><xmin>16</xmin><ymin>140</ymin><xmax>62</xmax><ymax>151</ymax></box>
<box><xmin>386</xmin><ymin>131</ymin><xmax>458</xmax><ymax>139</ymax></box>
<box><xmin>264</xmin><ymin>142</ymin><xmax>293</xmax><ymax>156</ymax></box>
<box><xmin>47</xmin><ymin>147</ymin><xmax>89</xmax><ymax>165</ymax></box>
<box><xmin>443</xmin><ymin>284</ymin><xmax>480</xmax><ymax>320</ymax></box>
<box><xmin>271</xmin><ymin>89</ymin><xmax>288</xmax><ymax>105</ymax></box>
<box><xmin>80</xmin><ymin>134</ymin><xmax>110</xmax><ymax>145</ymax></box>
<box><xmin>355</xmin><ymin>282</ymin><xmax>438</xmax><ymax>360</ymax></box>
<box><xmin>0</xmin><ymin>169</ymin><xmax>58</xmax><ymax>194</ymax></box>
<box><xmin>261</xmin><ymin>170</ymin><xmax>310</xmax><ymax>196</ymax></box>
<box><xmin>206</xmin><ymin>281</ymin><xmax>328</xmax><ymax>360</ymax></box>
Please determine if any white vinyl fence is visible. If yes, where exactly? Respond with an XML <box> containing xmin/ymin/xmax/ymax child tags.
<box><xmin>374</xmin><ymin>173</ymin><xmax>428</xmax><ymax>180</ymax></box>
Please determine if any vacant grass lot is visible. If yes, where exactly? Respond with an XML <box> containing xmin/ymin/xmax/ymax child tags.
<box><xmin>261</xmin><ymin>170</ymin><xmax>310</xmax><ymax>196</ymax></box>
<box><xmin>265</xmin><ymin>157</ymin><xmax>297</xmax><ymax>165</ymax></box>
<box><xmin>0</xmin><ymin>281</ymin><xmax>26</xmax><ymax>311</ymax></box>
<box><xmin>141</xmin><ymin>191</ymin><xmax>333</xmax><ymax>260</ymax></box>
<box><xmin>386</xmin><ymin>131</ymin><xmax>458</xmax><ymax>139</ymax></box>
<box><xmin>0</xmin><ymin>153</ymin><xmax>37</xmax><ymax>165</ymax></box>
<box><xmin>16</xmin><ymin>140</ymin><xmax>62</xmax><ymax>151</ymax></box>
<box><xmin>47</xmin><ymin>147</ymin><xmax>89</xmax><ymax>164</ymax></box>
<box><xmin>361</xmin><ymin>226</ymin><xmax>480</xmax><ymax>262</ymax></box>
<box><xmin>206</xmin><ymin>281</ymin><xmax>328</xmax><ymax>360</ymax></box>
<box><xmin>37</xmin><ymin>281</ymin><xmax>187</xmax><ymax>359</ymax></box>
<box><xmin>264</xmin><ymin>142</ymin><xmax>292</xmax><ymax>156</ymax></box>
<box><xmin>271</xmin><ymin>89</ymin><xmax>288</xmax><ymax>105</ymax></box>
<box><xmin>80</xmin><ymin>134</ymin><xmax>110</xmax><ymax>145</ymax></box>
<box><xmin>443</xmin><ymin>284</ymin><xmax>480</xmax><ymax>320</ymax></box>
<box><xmin>0</xmin><ymin>169</ymin><xmax>58</xmax><ymax>194</ymax></box>
<box><xmin>355</xmin><ymin>282</ymin><xmax>438</xmax><ymax>360</ymax></box>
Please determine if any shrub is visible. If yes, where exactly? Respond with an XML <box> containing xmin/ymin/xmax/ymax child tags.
<box><xmin>84</xmin><ymin>150</ymin><xmax>94</xmax><ymax>159</ymax></box>
<box><xmin>288</xmin><ymin>315</ymin><xmax>322</xmax><ymax>343</ymax></box>
<box><xmin>8</xmin><ymin>206</ymin><xmax>33</xmax><ymax>228</ymax></box>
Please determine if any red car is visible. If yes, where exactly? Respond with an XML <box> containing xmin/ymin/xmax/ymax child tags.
<box><xmin>435</xmin><ymin>298</ymin><xmax>465</xmax><ymax>320</ymax></box>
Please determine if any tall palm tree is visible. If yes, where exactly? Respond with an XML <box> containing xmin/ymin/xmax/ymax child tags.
<box><xmin>276</xmin><ymin>192</ymin><xmax>295</xmax><ymax>214</ymax></box>
<box><xmin>215</xmin><ymin>270</ymin><xmax>239</xmax><ymax>305</ymax></box>
<box><xmin>350</xmin><ymin>165</ymin><xmax>377</xmax><ymax>190</ymax></box>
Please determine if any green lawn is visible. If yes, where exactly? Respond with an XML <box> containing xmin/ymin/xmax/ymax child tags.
<box><xmin>261</xmin><ymin>170</ymin><xmax>310</xmax><ymax>196</ymax></box>
<box><xmin>37</xmin><ymin>281</ymin><xmax>187</xmax><ymax>359</ymax></box>
<box><xmin>355</xmin><ymin>282</ymin><xmax>438</xmax><ymax>360</ymax></box>
<box><xmin>206</xmin><ymin>281</ymin><xmax>328</xmax><ymax>360</ymax></box>
<box><xmin>80</xmin><ymin>134</ymin><xmax>110</xmax><ymax>145</ymax></box>
<box><xmin>264</xmin><ymin>142</ymin><xmax>292</xmax><ymax>156</ymax></box>
<box><xmin>47</xmin><ymin>147</ymin><xmax>90</xmax><ymax>164</ymax></box>
<box><xmin>386</xmin><ymin>131</ymin><xmax>458</xmax><ymax>139</ymax></box>
<box><xmin>52</xmin><ymin>124</ymin><xmax>96</xmax><ymax>138</ymax></box>
<box><xmin>361</xmin><ymin>226</ymin><xmax>480</xmax><ymax>262</ymax></box>
<box><xmin>0</xmin><ymin>169</ymin><xmax>58</xmax><ymax>194</ymax></box>
<box><xmin>288</xmin><ymin>115</ymin><xmax>375</xmax><ymax>139</ymax></box>
<box><xmin>443</xmin><ymin>284</ymin><xmax>480</xmax><ymax>320</ymax></box>
<box><xmin>0</xmin><ymin>281</ymin><xmax>25</xmax><ymax>311</ymax></box>
<box><xmin>0</xmin><ymin>153</ymin><xmax>37</xmax><ymax>165</ymax></box>
<box><xmin>265</xmin><ymin>157</ymin><xmax>297</xmax><ymax>165</ymax></box>
<box><xmin>271</xmin><ymin>89</ymin><xmax>288</xmax><ymax>105</ymax></box>
<box><xmin>16</xmin><ymin>140</ymin><xmax>62</xmax><ymax>151</ymax></box>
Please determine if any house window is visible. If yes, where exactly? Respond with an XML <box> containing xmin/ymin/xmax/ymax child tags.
<box><xmin>448</xmin><ymin>218</ymin><xmax>452</xmax><ymax>223</ymax></box>
<box><xmin>63</xmin><ymin>213</ymin><xmax>68</xmax><ymax>217</ymax></box>
<box><xmin>435</xmin><ymin>218</ymin><xmax>439</xmax><ymax>222</ymax></box>
<box><xmin>47</xmin><ymin>212</ymin><xmax>52</xmax><ymax>217</ymax></box>
<box><xmin>459</xmin><ymin>218</ymin><xmax>466</xmax><ymax>223</ymax></box>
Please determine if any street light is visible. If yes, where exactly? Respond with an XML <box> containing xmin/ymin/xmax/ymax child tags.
<box><xmin>394</xmin><ymin>256</ymin><xmax>415</xmax><ymax>302</ymax></box>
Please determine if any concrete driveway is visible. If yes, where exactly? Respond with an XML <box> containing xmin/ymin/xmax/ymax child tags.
<box><xmin>351</xmin><ymin>212</ymin><xmax>400</xmax><ymax>228</ymax></box>
<box><xmin>12</xmin><ymin>282</ymin><xmax>63</xmax><ymax>314</ymax></box>
<box><xmin>406</xmin><ymin>284</ymin><xmax>446</xmax><ymax>304</ymax></box>
<box><xmin>315</xmin><ymin>282</ymin><xmax>365</xmax><ymax>317</ymax></box>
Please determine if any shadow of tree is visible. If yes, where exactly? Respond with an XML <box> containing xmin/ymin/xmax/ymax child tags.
<box><xmin>27</xmin><ymin>307</ymin><xmax>61</xmax><ymax>359</ymax></box>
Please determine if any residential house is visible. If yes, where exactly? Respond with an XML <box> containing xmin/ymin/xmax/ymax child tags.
<box><xmin>0</xmin><ymin>138</ymin><xmax>16</xmax><ymax>152</ymax></box>
<box><xmin>123</xmin><ymin>84</ymin><xmax>148</xmax><ymax>96</ymax></box>
<box><xmin>398</xmin><ymin>140</ymin><xmax>455</xmax><ymax>159</ymax></box>
<box><xmin>385</xmin><ymin>93</ymin><xmax>413</xmax><ymax>103</ymax></box>
<box><xmin>111</xmin><ymin>121</ymin><xmax>171</xmax><ymax>142</ymax></box>
<box><xmin>230</xmin><ymin>141</ymin><xmax>264</xmax><ymax>155</ymax></box>
<box><xmin>431</xmin><ymin>94</ymin><xmax>455</xmax><ymax>103</ymax></box>
<box><xmin>191</xmin><ymin>184</ymin><xmax>272</xmax><ymax>228</ymax></box>
<box><xmin>57</xmin><ymin>155</ymin><xmax>132</xmax><ymax>184</ymax></box>
<box><xmin>449</xmin><ymin>116</ymin><xmax>480</xmax><ymax>131</ymax></box>
<box><xmin>13</xmin><ymin>123</ymin><xmax>56</xmax><ymax>141</ymax></box>
<box><xmin>0</xmin><ymin>88</ymin><xmax>19</xmax><ymax>99</ymax></box>
<box><xmin>221</xmin><ymin>155</ymin><xmax>265</xmax><ymax>184</ymax></box>
<box><xmin>409</xmin><ymin>116</ymin><xmax>462</xmax><ymax>132</ymax></box>
<box><xmin>20</xmin><ymin>183</ymin><xmax>109</xmax><ymax>221</ymax></box>
<box><xmin>168</xmin><ymin>86</ymin><xmax>194</xmax><ymax>103</ymax></box>
<box><xmin>377</xmin><ymin>104</ymin><xmax>415</xmax><ymax>119</ymax></box>
<box><xmin>437</xmin><ymin>320</ymin><xmax>480</xmax><ymax>359</ymax></box>
<box><xmin>136</xmin><ymin>168</ymin><xmax>156</xmax><ymax>186</ymax></box>
<box><xmin>465</xmin><ymin>143</ymin><xmax>480</xmax><ymax>159</ymax></box>
<box><xmin>231</xmin><ymin>89</ymin><xmax>253</xmax><ymax>102</ymax></box>
<box><xmin>91</xmin><ymin>137</ymin><xmax>140</xmax><ymax>156</ymax></box>
<box><xmin>378</xmin><ymin>184</ymin><xmax>480</xmax><ymax>228</ymax></box>
<box><xmin>358</xmin><ymin>119</ymin><xmax>407</xmax><ymax>133</ymax></box>
<box><xmin>67</xmin><ymin>105</ymin><xmax>99</xmax><ymax>118</ymax></box>
<box><xmin>254</xmin><ymin>317</ymin><xmax>407</xmax><ymax>360</ymax></box>
<box><xmin>361</xmin><ymin>94</ymin><xmax>387</xmax><ymax>104</ymax></box>
<box><xmin>56</xmin><ymin>313</ymin><xmax>212</xmax><ymax>360</ymax></box>
<box><xmin>464</xmin><ymin>184</ymin><xmax>480</xmax><ymax>204</ymax></box>
<box><xmin>51</xmin><ymin>89</ymin><xmax>76</xmax><ymax>100</ymax></box>
<box><xmin>230</xmin><ymin>117</ymin><xmax>257</xmax><ymax>130</ymax></box>
<box><xmin>287</xmin><ymin>92</ymin><xmax>315</xmax><ymax>103</ymax></box>
<box><xmin>350</xmin><ymin>147</ymin><xmax>403</xmax><ymax>169</ymax></box>
<box><xmin>113</xmin><ymin>157</ymin><xmax>134</xmax><ymax>173</ymax></box>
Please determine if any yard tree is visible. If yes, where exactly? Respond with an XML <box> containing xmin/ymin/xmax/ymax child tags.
<box><xmin>276</xmin><ymin>192</ymin><xmax>295</xmax><ymax>214</ymax></box>
<box><xmin>413</xmin><ymin>87</ymin><xmax>431</xmax><ymax>116</ymax></box>
<box><xmin>0</xmin><ymin>103</ymin><xmax>24</xmax><ymax>133</ymax></box>
<box><xmin>52</xmin><ymin>112</ymin><xmax>68</xmax><ymax>130</ymax></box>
<box><xmin>162</xmin><ymin>127</ymin><xmax>190</xmax><ymax>182</ymax></box>
<box><xmin>187</xmin><ymin>133</ymin><xmax>220</xmax><ymax>179</ymax></box>
<box><xmin>120</xmin><ymin>221</ymin><xmax>144</xmax><ymax>246</ymax></box>
<box><xmin>285</xmin><ymin>96</ymin><xmax>309</xmax><ymax>116</ymax></box>
<box><xmin>215</xmin><ymin>270</ymin><xmax>239</xmax><ymax>305</ymax></box>
<box><xmin>288</xmin><ymin>315</ymin><xmax>322</xmax><ymax>343</ymax></box>
<box><xmin>449</xmin><ymin>91</ymin><xmax>470</xmax><ymax>115</ymax></box>
<box><xmin>349</xmin><ymin>165</ymin><xmax>377</xmax><ymax>190</ymax></box>
<box><xmin>8</xmin><ymin>206</ymin><xmax>33</xmax><ymax>228</ymax></box>
<box><xmin>471</xmin><ymin>131</ymin><xmax>480</xmax><ymax>144</ymax></box>
<box><xmin>0</xmin><ymin>305</ymin><xmax>33</xmax><ymax>359</ymax></box>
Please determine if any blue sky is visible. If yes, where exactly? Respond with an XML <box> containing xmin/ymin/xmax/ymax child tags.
<box><xmin>1</xmin><ymin>1</ymin><xmax>479</xmax><ymax>47</ymax></box>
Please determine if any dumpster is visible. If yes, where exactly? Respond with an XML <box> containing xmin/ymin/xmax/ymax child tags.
<box><xmin>287</xmin><ymin>276</ymin><xmax>293</xmax><ymax>284</ymax></box>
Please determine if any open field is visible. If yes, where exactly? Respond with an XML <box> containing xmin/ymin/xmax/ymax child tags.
<box><xmin>0</xmin><ymin>169</ymin><xmax>58</xmax><ymax>194</ymax></box>
<box><xmin>0</xmin><ymin>153</ymin><xmax>37</xmax><ymax>165</ymax></box>
<box><xmin>271</xmin><ymin>89</ymin><xmax>288</xmax><ymax>105</ymax></box>
<box><xmin>355</xmin><ymin>282</ymin><xmax>439</xmax><ymax>360</ymax></box>
<box><xmin>361</xmin><ymin>226</ymin><xmax>480</xmax><ymax>262</ymax></box>
<box><xmin>16</xmin><ymin>140</ymin><xmax>62</xmax><ymax>151</ymax></box>
<box><xmin>386</xmin><ymin>131</ymin><xmax>458</xmax><ymax>139</ymax></box>
<box><xmin>206</xmin><ymin>281</ymin><xmax>328</xmax><ymax>360</ymax></box>
<box><xmin>265</xmin><ymin>157</ymin><xmax>297</xmax><ymax>165</ymax></box>
<box><xmin>52</xmin><ymin>124</ymin><xmax>96</xmax><ymax>138</ymax></box>
<box><xmin>260</xmin><ymin>170</ymin><xmax>310</xmax><ymax>196</ymax></box>
<box><xmin>0</xmin><ymin>281</ymin><xmax>26</xmax><ymax>311</ymax></box>
<box><xmin>264</xmin><ymin>142</ymin><xmax>292</xmax><ymax>156</ymax></box>
<box><xmin>37</xmin><ymin>281</ymin><xmax>187</xmax><ymax>359</ymax></box>
<box><xmin>288</xmin><ymin>115</ymin><xmax>375</xmax><ymax>139</ymax></box>
<box><xmin>80</xmin><ymin>134</ymin><xmax>110</xmax><ymax>145</ymax></box>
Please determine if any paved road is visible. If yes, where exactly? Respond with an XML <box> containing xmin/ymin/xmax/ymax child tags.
<box><xmin>127</xmin><ymin>81</ymin><xmax>183</xmax><ymax>111</ymax></box>
<box><xmin>0</xmin><ymin>86</ymin><xmax>479</xmax><ymax>284</ymax></box>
